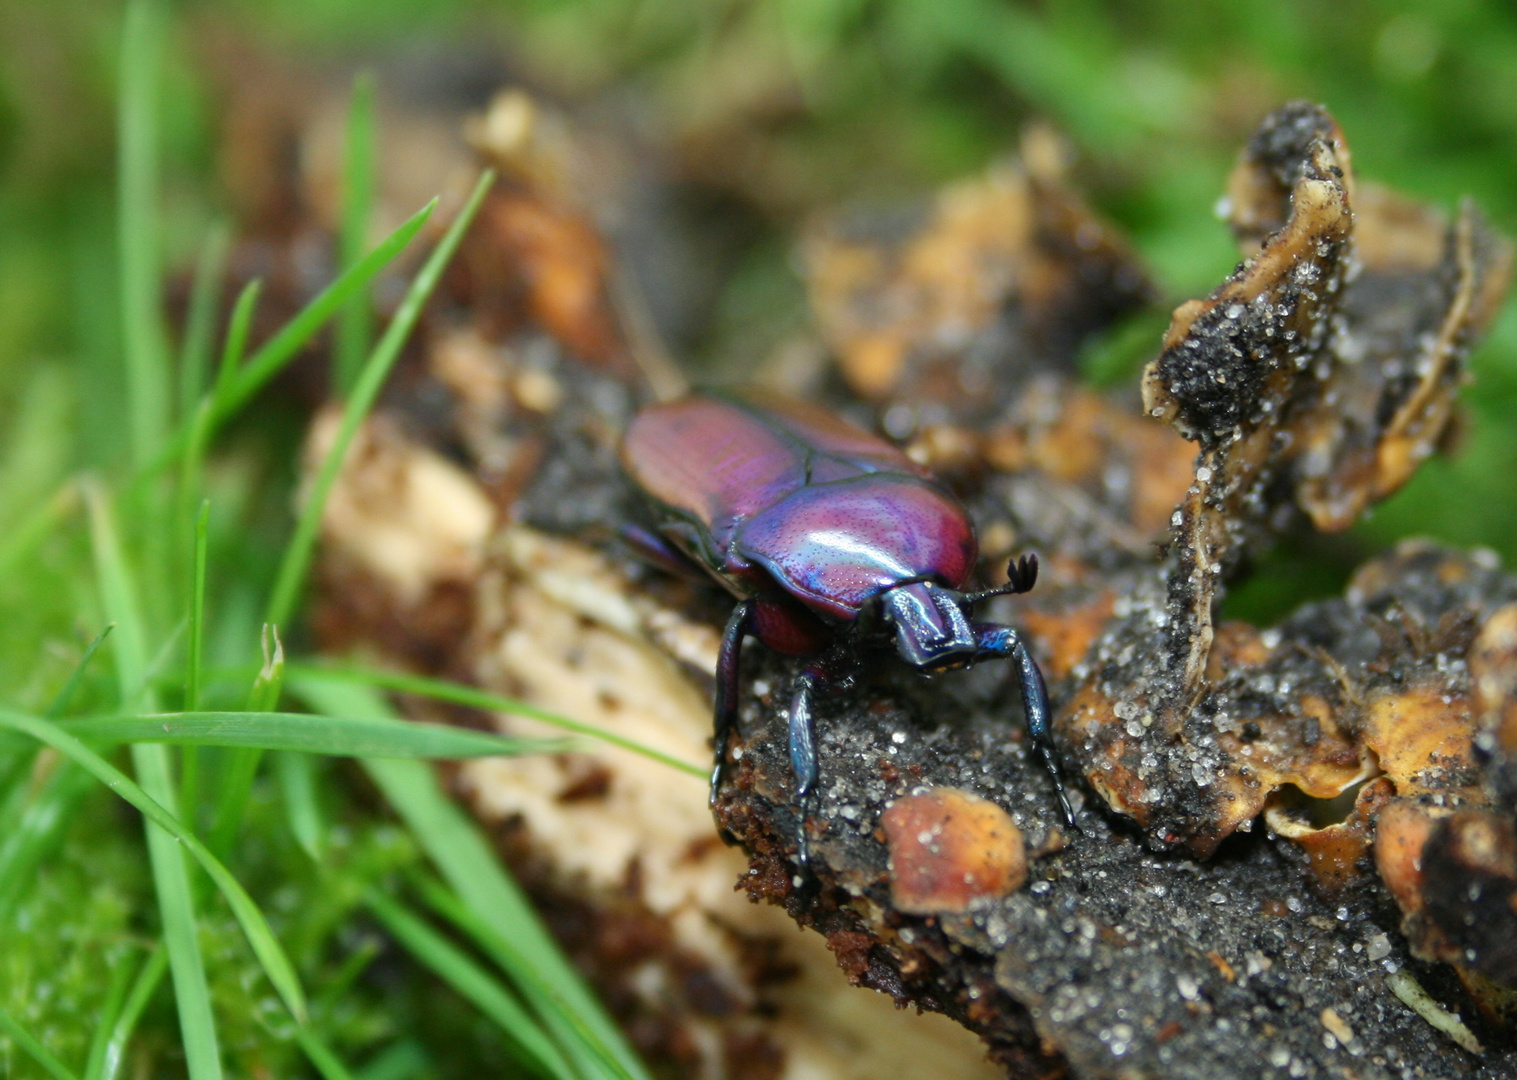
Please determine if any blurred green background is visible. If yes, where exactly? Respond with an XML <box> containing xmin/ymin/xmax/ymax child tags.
<box><xmin>1</xmin><ymin>1</ymin><xmax>1515</xmax><ymax>1076</ymax></box>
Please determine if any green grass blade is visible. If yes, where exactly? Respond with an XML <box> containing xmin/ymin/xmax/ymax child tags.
<box><xmin>186</xmin><ymin>501</ymin><xmax>209</xmax><ymax>712</ymax></box>
<box><xmin>178</xmin><ymin>225</ymin><xmax>230</xmax><ymax>427</ymax></box>
<box><xmin>118</xmin><ymin>0</ymin><xmax>170</xmax><ymax>470</ymax></box>
<box><xmin>0</xmin><ymin>762</ymin><xmax>95</xmax><ymax>918</ymax></box>
<box><xmin>80</xmin><ymin>952</ymin><xmax>136</xmax><ymax>1080</ymax></box>
<box><xmin>175</xmin><ymin>393</ymin><xmax>214</xmax><ymax>575</ymax></box>
<box><xmin>407</xmin><ymin>872</ymin><xmax>633</xmax><ymax>1080</ymax></box>
<box><xmin>138</xmin><ymin>200</ymin><xmax>434</xmax><ymax>485</ymax></box>
<box><xmin>205</xmin><ymin>755</ymin><xmax>257</xmax><ymax>859</ymax></box>
<box><xmin>134</xmin><ymin>617</ymin><xmax>188</xmax><ymax>710</ymax></box>
<box><xmin>295</xmin><ymin>1027</ymin><xmax>359</xmax><ymax>1080</ymax></box>
<box><xmin>364</xmin><ymin>889</ymin><xmax>574</xmax><ymax>1080</ymax></box>
<box><xmin>248</xmin><ymin>623</ymin><xmax>284</xmax><ymax>713</ymax></box>
<box><xmin>83</xmin><ymin>486</ymin><xmax>187</xmax><ymax>710</ymax></box>
<box><xmin>336</xmin><ymin>71</ymin><xmax>377</xmax><ymax>395</ymax></box>
<box><xmin>180</xmin><ymin>502</ymin><xmax>209</xmax><ymax>813</ymax></box>
<box><xmin>265</xmin><ymin>170</ymin><xmax>494</xmax><ymax>630</ymax></box>
<box><xmin>170</xmin><ymin>276</ymin><xmax>257</xmax><ymax>547</ymax></box>
<box><xmin>289</xmin><ymin>675</ymin><xmax>651</xmax><ymax>1080</ymax></box>
<box><xmin>86</xmin><ymin>481</ymin><xmax>224</xmax><ymax>1079</ymax></box>
<box><xmin>0</xmin><ymin>366</ymin><xmax>74</xmax><ymax>528</ymax></box>
<box><xmin>355</xmin><ymin>1040</ymin><xmax>429</xmax><ymax>1080</ymax></box>
<box><xmin>0</xmin><ymin>480</ymin><xmax>80</xmax><ymax>581</ymax></box>
<box><xmin>217</xmin><ymin>200</ymin><xmax>434</xmax><ymax>426</ymax></box>
<box><xmin>0</xmin><ymin>624</ymin><xmax>117</xmax><ymax>915</ymax></box>
<box><xmin>94</xmin><ymin>945</ymin><xmax>168</xmax><ymax>1080</ymax></box>
<box><xmin>288</xmin><ymin>663</ymin><xmax>704</xmax><ymax>777</ymax></box>
<box><xmin>215</xmin><ymin>278</ymin><xmax>262</xmax><ymax>405</ymax></box>
<box><xmin>316</xmin><ymin>938</ymin><xmax>382</xmax><ymax>1009</ymax></box>
<box><xmin>368</xmin><ymin>762</ymin><xmax>631</xmax><ymax>1080</ymax></box>
<box><xmin>0</xmin><ymin>752</ymin><xmax>40</xmax><ymax>848</ymax></box>
<box><xmin>48</xmin><ymin>623</ymin><xmax>116</xmax><ymax>718</ymax></box>
<box><xmin>133</xmin><ymin>741</ymin><xmax>225</xmax><ymax>1080</ymax></box>
<box><xmin>83</xmin><ymin>482</ymin><xmax>151</xmax><ymax>708</ymax></box>
<box><xmin>0</xmin><ymin>1004</ymin><xmax>80</xmax><ymax>1080</ymax></box>
<box><xmin>0</xmin><ymin>708</ymin><xmax>308</xmax><ymax>1024</ymax></box>
<box><xmin>276</xmin><ymin>751</ymin><xmax>326</xmax><ymax>860</ymax></box>
<box><xmin>43</xmin><ymin>711</ymin><xmax>562</xmax><ymax>758</ymax></box>
<box><xmin>209</xmin><ymin>625</ymin><xmax>283</xmax><ymax>858</ymax></box>
<box><xmin>408</xmin><ymin>872</ymin><xmax>632</xmax><ymax>1080</ymax></box>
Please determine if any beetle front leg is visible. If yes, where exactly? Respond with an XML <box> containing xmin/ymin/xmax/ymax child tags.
<box><xmin>973</xmin><ymin>624</ymin><xmax>1078</xmax><ymax>828</ymax></box>
<box><xmin>712</xmin><ymin>601</ymin><xmax>755</xmax><ymax>828</ymax></box>
<box><xmin>785</xmin><ymin>645</ymin><xmax>856</xmax><ymax>873</ymax></box>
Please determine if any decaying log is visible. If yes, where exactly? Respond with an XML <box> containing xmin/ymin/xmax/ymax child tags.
<box><xmin>270</xmin><ymin>84</ymin><xmax>1517</xmax><ymax>1078</ymax></box>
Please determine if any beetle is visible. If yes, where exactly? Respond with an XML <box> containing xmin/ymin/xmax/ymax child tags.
<box><xmin>621</xmin><ymin>389</ymin><xmax>1075</xmax><ymax>868</ymax></box>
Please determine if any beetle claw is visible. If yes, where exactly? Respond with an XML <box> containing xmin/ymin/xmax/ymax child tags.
<box><xmin>1055</xmin><ymin>786</ymin><xmax>1080</xmax><ymax>832</ymax></box>
<box><xmin>1005</xmin><ymin>552</ymin><xmax>1039</xmax><ymax>595</ymax></box>
<box><xmin>1034</xmin><ymin>738</ymin><xmax>1079</xmax><ymax>831</ymax></box>
<box><xmin>791</xmin><ymin>813</ymin><xmax>819</xmax><ymax>892</ymax></box>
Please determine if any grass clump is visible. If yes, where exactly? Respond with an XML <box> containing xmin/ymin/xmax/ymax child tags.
<box><xmin>0</xmin><ymin>4</ymin><xmax>674</xmax><ymax>1076</ymax></box>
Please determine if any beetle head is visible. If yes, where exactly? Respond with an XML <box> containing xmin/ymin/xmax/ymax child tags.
<box><xmin>879</xmin><ymin>581</ymin><xmax>978</xmax><ymax>672</ymax></box>
<box><xmin>875</xmin><ymin>556</ymin><xmax>1039</xmax><ymax>671</ymax></box>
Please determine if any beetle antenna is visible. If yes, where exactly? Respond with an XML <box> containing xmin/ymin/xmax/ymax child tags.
<box><xmin>962</xmin><ymin>553</ymin><xmax>1039</xmax><ymax>606</ymax></box>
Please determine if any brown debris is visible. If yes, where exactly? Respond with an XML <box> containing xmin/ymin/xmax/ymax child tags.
<box><xmin>1471</xmin><ymin>603</ymin><xmax>1517</xmax><ymax>814</ymax></box>
<box><xmin>1419</xmin><ymin>812</ymin><xmax>1517</xmax><ymax>977</ymax></box>
<box><xmin>291</xmin><ymin>87</ymin><xmax>1517</xmax><ymax>1079</ymax></box>
<box><xmin>1059</xmin><ymin>102</ymin><xmax>1513</xmax><ymax>860</ymax></box>
<box><xmin>1375</xmin><ymin>799</ymin><xmax>1517</xmax><ymax>1018</ymax></box>
<box><xmin>1264</xmin><ymin>776</ymin><xmax>1394</xmax><ymax>892</ymax></box>
<box><xmin>464</xmin><ymin>189</ymin><xmax>629</xmax><ymax>368</ymax></box>
<box><xmin>1016</xmin><ymin>591</ymin><xmax>1115</xmax><ymax>682</ymax></box>
<box><xmin>993</xmin><ymin>384</ymin><xmax>1197</xmax><ymax>541</ymax></box>
<box><xmin>1136</xmin><ymin>102</ymin><xmax>1358</xmax><ymax>754</ymax></box>
<box><xmin>804</xmin><ymin>130</ymin><xmax>1152</xmax><ymax>417</ymax></box>
<box><xmin>882</xmin><ymin>788</ymin><xmax>1028</xmax><ymax>914</ymax></box>
<box><xmin>903</xmin><ymin>380</ymin><xmax>1196</xmax><ymax>576</ymax></box>
<box><xmin>1374</xmin><ymin>798</ymin><xmax>1440</xmax><ymax>917</ymax></box>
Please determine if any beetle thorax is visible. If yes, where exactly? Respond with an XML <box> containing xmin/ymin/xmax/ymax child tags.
<box><xmin>879</xmin><ymin>581</ymin><xmax>977</xmax><ymax>671</ymax></box>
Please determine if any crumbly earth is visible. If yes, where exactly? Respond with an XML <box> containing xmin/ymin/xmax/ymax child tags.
<box><xmin>710</xmin><ymin>103</ymin><xmax>1517</xmax><ymax>1076</ymax></box>
<box><xmin>717</xmin><ymin>541</ymin><xmax>1517</xmax><ymax>1079</ymax></box>
<box><xmin>277</xmin><ymin>84</ymin><xmax>1517</xmax><ymax>1078</ymax></box>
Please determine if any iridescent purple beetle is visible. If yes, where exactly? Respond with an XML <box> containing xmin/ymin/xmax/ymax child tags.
<box><xmin>622</xmin><ymin>390</ymin><xmax>1075</xmax><ymax>867</ymax></box>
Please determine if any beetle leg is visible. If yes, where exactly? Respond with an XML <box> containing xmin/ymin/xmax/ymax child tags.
<box><xmin>973</xmin><ymin>624</ymin><xmax>1078</xmax><ymax>829</ymax></box>
<box><xmin>620</xmin><ymin>523</ymin><xmax>704</xmax><ymax>580</ymax></box>
<box><xmin>786</xmin><ymin>645</ymin><xmax>857</xmax><ymax>872</ymax></box>
<box><xmin>787</xmin><ymin>669</ymin><xmax>820</xmax><ymax>870</ymax></box>
<box><xmin>711</xmin><ymin>601</ymin><xmax>755</xmax><ymax>840</ymax></box>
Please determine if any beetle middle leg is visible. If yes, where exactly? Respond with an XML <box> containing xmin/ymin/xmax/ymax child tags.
<box><xmin>619</xmin><ymin>523</ymin><xmax>707</xmax><ymax>581</ymax></box>
<box><xmin>973</xmin><ymin>623</ymin><xmax>1078</xmax><ymax>828</ymax></box>
<box><xmin>709</xmin><ymin>620</ymin><xmax>834</xmax><ymax>872</ymax></box>
<box><xmin>712</xmin><ymin>600</ymin><xmax>755</xmax><ymax>831</ymax></box>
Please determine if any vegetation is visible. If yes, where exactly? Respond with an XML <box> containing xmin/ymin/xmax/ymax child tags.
<box><xmin>0</xmin><ymin>1</ymin><xmax>1513</xmax><ymax>1075</ymax></box>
